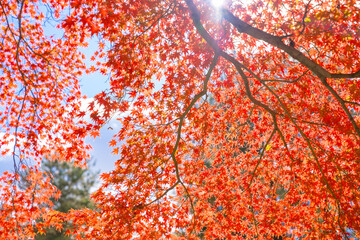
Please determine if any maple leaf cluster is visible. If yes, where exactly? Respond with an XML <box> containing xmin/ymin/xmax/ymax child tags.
<box><xmin>1</xmin><ymin>0</ymin><xmax>360</xmax><ymax>239</ymax></box>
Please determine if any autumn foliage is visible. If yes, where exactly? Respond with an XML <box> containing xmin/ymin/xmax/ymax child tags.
<box><xmin>1</xmin><ymin>0</ymin><xmax>360</xmax><ymax>239</ymax></box>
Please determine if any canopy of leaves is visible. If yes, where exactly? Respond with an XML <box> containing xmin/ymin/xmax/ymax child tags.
<box><xmin>1</xmin><ymin>0</ymin><xmax>360</xmax><ymax>239</ymax></box>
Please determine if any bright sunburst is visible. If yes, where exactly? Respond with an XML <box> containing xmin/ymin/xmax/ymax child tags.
<box><xmin>210</xmin><ymin>0</ymin><xmax>225</xmax><ymax>9</ymax></box>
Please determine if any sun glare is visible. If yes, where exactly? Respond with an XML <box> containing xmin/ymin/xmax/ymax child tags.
<box><xmin>211</xmin><ymin>0</ymin><xmax>225</xmax><ymax>9</ymax></box>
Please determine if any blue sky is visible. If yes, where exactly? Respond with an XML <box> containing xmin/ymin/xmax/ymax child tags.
<box><xmin>78</xmin><ymin>38</ymin><xmax>119</xmax><ymax>174</ymax></box>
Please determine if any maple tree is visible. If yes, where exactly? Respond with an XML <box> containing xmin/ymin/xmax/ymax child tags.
<box><xmin>1</xmin><ymin>0</ymin><xmax>360</xmax><ymax>239</ymax></box>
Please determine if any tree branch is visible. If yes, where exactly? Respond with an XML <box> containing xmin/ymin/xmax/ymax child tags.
<box><xmin>221</xmin><ymin>9</ymin><xmax>360</xmax><ymax>80</ymax></box>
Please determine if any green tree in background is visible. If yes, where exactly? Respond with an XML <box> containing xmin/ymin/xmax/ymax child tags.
<box><xmin>36</xmin><ymin>157</ymin><xmax>99</xmax><ymax>240</ymax></box>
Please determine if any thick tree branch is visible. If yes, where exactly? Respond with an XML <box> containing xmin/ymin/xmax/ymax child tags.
<box><xmin>221</xmin><ymin>9</ymin><xmax>360</xmax><ymax>80</ymax></box>
<box><xmin>221</xmin><ymin>9</ymin><xmax>331</xmax><ymax>79</ymax></box>
<box><xmin>331</xmin><ymin>70</ymin><xmax>360</xmax><ymax>79</ymax></box>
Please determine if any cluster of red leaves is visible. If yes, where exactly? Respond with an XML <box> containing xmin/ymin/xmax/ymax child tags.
<box><xmin>1</xmin><ymin>0</ymin><xmax>360</xmax><ymax>239</ymax></box>
<box><xmin>0</xmin><ymin>0</ymin><xmax>93</xmax><ymax>238</ymax></box>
